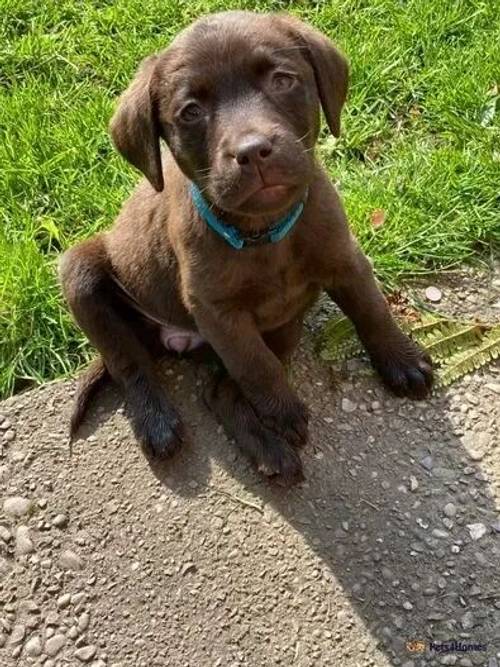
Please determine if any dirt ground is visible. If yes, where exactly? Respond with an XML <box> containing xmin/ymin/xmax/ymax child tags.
<box><xmin>0</xmin><ymin>270</ymin><xmax>499</xmax><ymax>667</ymax></box>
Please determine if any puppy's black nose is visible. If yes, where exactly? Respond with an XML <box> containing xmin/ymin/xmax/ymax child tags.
<box><xmin>235</xmin><ymin>135</ymin><xmax>273</xmax><ymax>166</ymax></box>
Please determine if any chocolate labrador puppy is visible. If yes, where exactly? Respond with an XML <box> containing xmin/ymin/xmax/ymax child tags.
<box><xmin>60</xmin><ymin>11</ymin><xmax>432</xmax><ymax>483</ymax></box>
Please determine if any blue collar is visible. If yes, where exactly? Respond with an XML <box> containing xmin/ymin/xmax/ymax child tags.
<box><xmin>190</xmin><ymin>182</ymin><xmax>307</xmax><ymax>250</ymax></box>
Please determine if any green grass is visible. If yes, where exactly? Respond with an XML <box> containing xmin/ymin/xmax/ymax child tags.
<box><xmin>0</xmin><ymin>0</ymin><xmax>499</xmax><ymax>397</ymax></box>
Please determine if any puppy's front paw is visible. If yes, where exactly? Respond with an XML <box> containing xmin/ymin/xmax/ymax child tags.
<box><xmin>253</xmin><ymin>392</ymin><xmax>309</xmax><ymax>449</ymax></box>
<box><xmin>126</xmin><ymin>376</ymin><xmax>184</xmax><ymax>457</ymax></box>
<box><xmin>207</xmin><ymin>378</ymin><xmax>304</xmax><ymax>485</ymax></box>
<box><xmin>371</xmin><ymin>336</ymin><xmax>433</xmax><ymax>399</ymax></box>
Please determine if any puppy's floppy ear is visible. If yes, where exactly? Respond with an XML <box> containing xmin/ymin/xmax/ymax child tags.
<box><xmin>110</xmin><ymin>55</ymin><xmax>164</xmax><ymax>192</ymax></box>
<box><xmin>277</xmin><ymin>15</ymin><xmax>348</xmax><ymax>137</ymax></box>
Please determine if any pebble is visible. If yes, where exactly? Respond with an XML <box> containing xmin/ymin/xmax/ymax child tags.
<box><xmin>24</xmin><ymin>634</ymin><xmax>42</xmax><ymax>657</ymax></box>
<box><xmin>16</xmin><ymin>526</ymin><xmax>35</xmax><ymax>554</ymax></box>
<box><xmin>440</xmin><ymin>656</ymin><xmax>457</xmax><ymax>665</ymax></box>
<box><xmin>59</xmin><ymin>549</ymin><xmax>84</xmax><ymax>571</ymax></box>
<box><xmin>402</xmin><ymin>601</ymin><xmax>413</xmax><ymax>611</ymax></box>
<box><xmin>467</xmin><ymin>523</ymin><xmax>487</xmax><ymax>541</ymax></box>
<box><xmin>57</xmin><ymin>593</ymin><xmax>71</xmax><ymax>609</ymax></box>
<box><xmin>74</xmin><ymin>644</ymin><xmax>97</xmax><ymax>662</ymax></box>
<box><xmin>425</xmin><ymin>286</ymin><xmax>442</xmax><ymax>302</ymax></box>
<box><xmin>78</xmin><ymin>612</ymin><xmax>90</xmax><ymax>631</ymax></box>
<box><xmin>443</xmin><ymin>503</ymin><xmax>457</xmax><ymax>518</ymax></box>
<box><xmin>467</xmin><ymin>449</ymin><xmax>484</xmax><ymax>461</ymax></box>
<box><xmin>461</xmin><ymin>610</ymin><xmax>474</xmax><ymax>629</ymax></box>
<box><xmin>3</xmin><ymin>496</ymin><xmax>32</xmax><ymax>517</ymax></box>
<box><xmin>0</xmin><ymin>525</ymin><xmax>12</xmax><ymax>542</ymax></box>
<box><xmin>52</xmin><ymin>514</ymin><xmax>69</xmax><ymax>528</ymax></box>
<box><xmin>181</xmin><ymin>562</ymin><xmax>197</xmax><ymax>576</ymax></box>
<box><xmin>341</xmin><ymin>398</ymin><xmax>357</xmax><ymax>413</ymax></box>
<box><xmin>10</xmin><ymin>624</ymin><xmax>25</xmax><ymax>644</ymax></box>
<box><xmin>45</xmin><ymin>633</ymin><xmax>66</xmax><ymax>657</ymax></box>
<box><xmin>432</xmin><ymin>529</ymin><xmax>449</xmax><ymax>539</ymax></box>
<box><xmin>420</xmin><ymin>455</ymin><xmax>433</xmax><ymax>471</ymax></box>
<box><xmin>2</xmin><ymin>429</ymin><xmax>16</xmax><ymax>442</ymax></box>
<box><xmin>409</xmin><ymin>476</ymin><xmax>419</xmax><ymax>491</ymax></box>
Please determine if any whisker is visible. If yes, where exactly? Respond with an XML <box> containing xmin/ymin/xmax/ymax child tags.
<box><xmin>295</xmin><ymin>130</ymin><xmax>312</xmax><ymax>144</ymax></box>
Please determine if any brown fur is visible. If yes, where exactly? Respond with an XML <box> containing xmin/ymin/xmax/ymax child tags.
<box><xmin>60</xmin><ymin>11</ymin><xmax>432</xmax><ymax>483</ymax></box>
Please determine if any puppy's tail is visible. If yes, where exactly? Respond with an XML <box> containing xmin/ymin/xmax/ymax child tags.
<box><xmin>69</xmin><ymin>357</ymin><xmax>110</xmax><ymax>443</ymax></box>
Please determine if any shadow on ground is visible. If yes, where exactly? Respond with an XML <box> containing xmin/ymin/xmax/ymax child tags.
<box><xmin>57</xmin><ymin>344</ymin><xmax>500</xmax><ymax>667</ymax></box>
<box><xmin>145</xmin><ymin>347</ymin><xmax>500</xmax><ymax>666</ymax></box>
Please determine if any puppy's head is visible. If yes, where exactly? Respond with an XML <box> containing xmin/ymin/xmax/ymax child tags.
<box><xmin>110</xmin><ymin>12</ymin><xmax>348</xmax><ymax>217</ymax></box>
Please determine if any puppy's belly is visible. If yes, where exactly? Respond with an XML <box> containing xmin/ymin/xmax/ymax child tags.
<box><xmin>160</xmin><ymin>325</ymin><xmax>205</xmax><ymax>353</ymax></box>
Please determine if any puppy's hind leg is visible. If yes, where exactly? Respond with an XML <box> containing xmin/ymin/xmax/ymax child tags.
<box><xmin>59</xmin><ymin>236</ymin><xmax>184</xmax><ymax>457</ymax></box>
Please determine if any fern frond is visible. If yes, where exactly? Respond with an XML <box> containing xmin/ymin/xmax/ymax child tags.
<box><xmin>318</xmin><ymin>311</ymin><xmax>500</xmax><ymax>388</ymax></box>
<box><xmin>438</xmin><ymin>327</ymin><xmax>500</xmax><ymax>386</ymax></box>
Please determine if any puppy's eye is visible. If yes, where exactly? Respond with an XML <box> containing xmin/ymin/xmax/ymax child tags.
<box><xmin>180</xmin><ymin>102</ymin><xmax>203</xmax><ymax>123</ymax></box>
<box><xmin>271</xmin><ymin>72</ymin><xmax>296</xmax><ymax>92</ymax></box>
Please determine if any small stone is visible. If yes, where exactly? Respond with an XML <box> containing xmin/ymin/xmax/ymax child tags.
<box><xmin>57</xmin><ymin>593</ymin><xmax>71</xmax><ymax>609</ymax></box>
<box><xmin>341</xmin><ymin>398</ymin><xmax>357</xmax><ymax>413</ymax></box>
<box><xmin>10</xmin><ymin>624</ymin><xmax>25</xmax><ymax>644</ymax></box>
<box><xmin>59</xmin><ymin>549</ymin><xmax>84</xmax><ymax>571</ymax></box>
<box><xmin>467</xmin><ymin>449</ymin><xmax>484</xmax><ymax>461</ymax></box>
<box><xmin>3</xmin><ymin>496</ymin><xmax>32</xmax><ymax>517</ymax></box>
<box><xmin>74</xmin><ymin>644</ymin><xmax>97</xmax><ymax>662</ymax></box>
<box><xmin>409</xmin><ymin>476</ymin><xmax>419</xmax><ymax>491</ymax></box>
<box><xmin>420</xmin><ymin>455</ymin><xmax>433</xmax><ymax>471</ymax></box>
<box><xmin>432</xmin><ymin>528</ymin><xmax>449</xmax><ymax>539</ymax></box>
<box><xmin>461</xmin><ymin>610</ymin><xmax>474</xmax><ymax>630</ymax></box>
<box><xmin>491</xmin><ymin>519</ymin><xmax>500</xmax><ymax>533</ymax></box>
<box><xmin>0</xmin><ymin>526</ymin><xmax>12</xmax><ymax>542</ymax></box>
<box><xmin>2</xmin><ymin>429</ymin><xmax>16</xmax><ymax>442</ymax></box>
<box><xmin>15</xmin><ymin>526</ymin><xmax>34</xmax><ymax>554</ymax></box>
<box><xmin>52</xmin><ymin>514</ymin><xmax>69</xmax><ymax>529</ymax></box>
<box><xmin>485</xmin><ymin>383</ymin><xmax>500</xmax><ymax>395</ymax></box>
<box><xmin>443</xmin><ymin>503</ymin><xmax>457</xmax><ymax>518</ymax></box>
<box><xmin>402</xmin><ymin>601</ymin><xmax>413</xmax><ymax>611</ymax></box>
<box><xmin>78</xmin><ymin>612</ymin><xmax>90</xmax><ymax>631</ymax></box>
<box><xmin>425</xmin><ymin>286</ymin><xmax>442</xmax><ymax>302</ymax></box>
<box><xmin>25</xmin><ymin>634</ymin><xmax>42</xmax><ymax>657</ymax></box>
<box><xmin>467</xmin><ymin>523</ymin><xmax>487</xmax><ymax>541</ymax></box>
<box><xmin>440</xmin><ymin>656</ymin><xmax>457</xmax><ymax>665</ymax></box>
<box><xmin>45</xmin><ymin>633</ymin><xmax>66</xmax><ymax>657</ymax></box>
<box><xmin>181</xmin><ymin>562</ymin><xmax>196</xmax><ymax>576</ymax></box>
<box><xmin>72</xmin><ymin>592</ymin><xmax>86</xmax><ymax>605</ymax></box>
<box><xmin>45</xmin><ymin>612</ymin><xmax>59</xmax><ymax>626</ymax></box>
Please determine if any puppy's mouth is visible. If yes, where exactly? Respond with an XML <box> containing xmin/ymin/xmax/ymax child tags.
<box><xmin>242</xmin><ymin>183</ymin><xmax>295</xmax><ymax>210</ymax></box>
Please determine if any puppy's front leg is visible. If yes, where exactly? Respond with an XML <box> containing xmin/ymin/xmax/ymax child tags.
<box><xmin>326</xmin><ymin>246</ymin><xmax>433</xmax><ymax>398</ymax></box>
<box><xmin>192</xmin><ymin>306</ymin><xmax>308</xmax><ymax>448</ymax></box>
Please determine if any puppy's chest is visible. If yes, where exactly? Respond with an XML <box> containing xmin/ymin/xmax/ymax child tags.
<box><xmin>219</xmin><ymin>262</ymin><xmax>316</xmax><ymax>330</ymax></box>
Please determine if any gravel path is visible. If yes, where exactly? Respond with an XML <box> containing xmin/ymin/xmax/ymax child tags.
<box><xmin>1</xmin><ymin>273</ymin><xmax>499</xmax><ymax>667</ymax></box>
